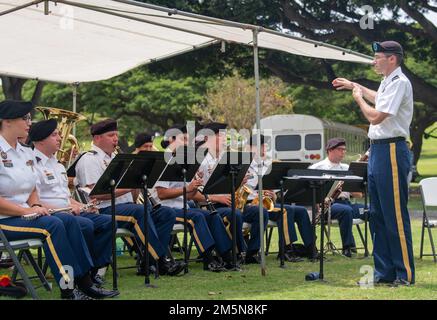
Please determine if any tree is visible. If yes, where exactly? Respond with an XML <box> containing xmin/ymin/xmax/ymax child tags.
<box><xmin>192</xmin><ymin>73</ymin><xmax>293</xmax><ymax>129</ymax></box>
<box><xmin>34</xmin><ymin>67</ymin><xmax>210</xmax><ymax>148</ymax></box>
<box><xmin>145</xmin><ymin>0</ymin><xmax>437</xmax><ymax>166</ymax></box>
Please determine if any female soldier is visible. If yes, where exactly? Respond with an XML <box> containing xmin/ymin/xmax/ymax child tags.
<box><xmin>0</xmin><ymin>100</ymin><xmax>116</xmax><ymax>300</ymax></box>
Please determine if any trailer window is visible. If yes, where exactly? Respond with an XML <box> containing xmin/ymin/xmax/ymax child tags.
<box><xmin>275</xmin><ymin>135</ymin><xmax>301</xmax><ymax>151</ymax></box>
<box><xmin>305</xmin><ymin>134</ymin><xmax>322</xmax><ymax>150</ymax></box>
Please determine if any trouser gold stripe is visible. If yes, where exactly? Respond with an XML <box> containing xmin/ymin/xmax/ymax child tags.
<box><xmin>115</xmin><ymin>215</ymin><xmax>159</xmax><ymax>260</ymax></box>
<box><xmin>222</xmin><ymin>216</ymin><xmax>239</xmax><ymax>253</ymax></box>
<box><xmin>175</xmin><ymin>217</ymin><xmax>204</xmax><ymax>253</ymax></box>
<box><xmin>282</xmin><ymin>209</ymin><xmax>291</xmax><ymax>246</ymax></box>
<box><xmin>390</xmin><ymin>143</ymin><xmax>412</xmax><ymax>283</ymax></box>
<box><xmin>222</xmin><ymin>216</ymin><xmax>232</xmax><ymax>239</ymax></box>
<box><xmin>0</xmin><ymin>224</ymin><xmax>71</xmax><ymax>283</ymax></box>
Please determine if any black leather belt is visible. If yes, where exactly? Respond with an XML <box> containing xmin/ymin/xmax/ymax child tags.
<box><xmin>370</xmin><ymin>136</ymin><xmax>405</xmax><ymax>145</ymax></box>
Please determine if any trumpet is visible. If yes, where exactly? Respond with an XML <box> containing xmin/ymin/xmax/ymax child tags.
<box><xmin>22</xmin><ymin>202</ymin><xmax>100</xmax><ymax>221</ymax></box>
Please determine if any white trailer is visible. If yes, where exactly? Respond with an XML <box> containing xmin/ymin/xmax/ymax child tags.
<box><xmin>259</xmin><ymin>114</ymin><xmax>368</xmax><ymax>163</ymax></box>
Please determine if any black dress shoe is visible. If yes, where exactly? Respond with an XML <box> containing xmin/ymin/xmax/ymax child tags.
<box><xmin>158</xmin><ymin>259</ymin><xmax>186</xmax><ymax>276</ymax></box>
<box><xmin>92</xmin><ymin>274</ymin><xmax>105</xmax><ymax>287</ymax></box>
<box><xmin>392</xmin><ymin>279</ymin><xmax>412</xmax><ymax>287</ymax></box>
<box><xmin>203</xmin><ymin>260</ymin><xmax>227</xmax><ymax>272</ymax></box>
<box><xmin>61</xmin><ymin>288</ymin><xmax>94</xmax><ymax>300</ymax></box>
<box><xmin>280</xmin><ymin>252</ymin><xmax>304</xmax><ymax>262</ymax></box>
<box><xmin>342</xmin><ymin>247</ymin><xmax>352</xmax><ymax>258</ymax></box>
<box><xmin>244</xmin><ymin>254</ymin><xmax>260</xmax><ymax>264</ymax></box>
<box><xmin>78</xmin><ymin>284</ymin><xmax>119</xmax><ymax>299</ymax></box>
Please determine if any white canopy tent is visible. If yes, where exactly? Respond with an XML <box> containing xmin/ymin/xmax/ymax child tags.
<box><xmin>0</xmin><ymin>0</ymin><xmax>373</xmax><ymax>277</ymax></box>
<box><xmin>0</xmin><ymin>0</ymin><xmax>372</xmax><ymax>83</ymax></box>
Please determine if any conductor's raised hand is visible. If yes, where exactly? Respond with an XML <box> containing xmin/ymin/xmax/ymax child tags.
<box><xmin>332</xmin><ymin>78</ymin><xmax>354</xmax><ymax>91</ymax></box>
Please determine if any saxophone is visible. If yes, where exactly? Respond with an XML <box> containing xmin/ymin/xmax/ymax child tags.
<box><xmin>235</xmin><ymin>184</ymin><xmax>253</xmax><ymax>211</ymax></box>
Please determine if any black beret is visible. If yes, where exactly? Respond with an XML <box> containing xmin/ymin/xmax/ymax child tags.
<box><xmin>28</xmin><ymin>119</ymin><xmax>58</xmax><ymax>142</ymax></box>
<box><xmin>0</xmin><ymin>100</ymin><xmax>33</xmax><ymax>119</ymax></box>
<box><xmin>326</xmin><ymin>138</ymin><xmax>346</xmax><ymax>151</ymax></box>
<box><xmin>134</xmin><ymin>132</ymin><xmax>154</xmax><ymax>148</ymax></box>
<box><xmin>249</xmin><ymin>134</ymin><xmax>265</xmax><ymax>147</ymax></box>
<box><xmin>90</xmin><ymin>119</ymin><xmax>117</xmax><ymax>136</ymax></box>
<box><xmin>372</xmin><ymin>41</ymin><xmax>403</xmax><ymax>56</ymax></box>
<box><xmin>201</xmin><ymin>122</ymin><xmax>227</xmax><ymax>136</ymax></box>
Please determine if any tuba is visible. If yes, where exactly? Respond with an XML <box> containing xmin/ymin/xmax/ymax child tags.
<box><xmin>36</xmin><ymin>107</ymin><xmax>87</xmax><ymax>168</ymax></box>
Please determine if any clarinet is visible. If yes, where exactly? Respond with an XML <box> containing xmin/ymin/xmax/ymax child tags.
<box><xmin>196</xmin><ymin>185</ymin><xmax>218</xmax><ymax>215</ymax></box>
<box><xmin>194</xmin><ymin>171</ymin><xmax>218</xmax><ymax>215</ymax></box>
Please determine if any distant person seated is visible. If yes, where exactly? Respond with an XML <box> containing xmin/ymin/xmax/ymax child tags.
<box><xmin>309</xmin><ymin>138</ymin><xmax>365</xmax><ymax>258</ymax></box>
<box><xmin>133</xmin><ymin>132</ymin><xmax>155</xmax><ymax>153</ymax></box>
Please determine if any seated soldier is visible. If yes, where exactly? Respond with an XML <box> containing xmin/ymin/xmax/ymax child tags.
<box><xmin>0</xmin><ymin>100</ymin><xmax>116</xmax><ymax>300</ymax></box>
<box><xmin>246</xmin><ymin>134</ymin><xmax>317</xmax><ymax>261</ymax></box>
<box><xmin>191</xmin><ymin>123</ymin><xmax>251</xmax><ymax>265</ymax></box>
<box><xmin>155</xmin><ymin>124</ymin><xmax>232</xmax><ymax>272</ymax></box>
<box><xmin>28</xmin><ymin>119</ymin><xmax>114</xmax><ymax>287</ymax></box>
<box><xmin>74</xmin><ymin>119</ymin><xmax>185</xmax><ymax>276</ymax></box>
<box><xmin>309</xmin><ymin>138</ymin><xmax>365</xmax><ymax>257</ymax></box>
<box><xmin>133</xmin><ymin>132</ymin><xmax>155</xmax><ymax>153</ymax></box>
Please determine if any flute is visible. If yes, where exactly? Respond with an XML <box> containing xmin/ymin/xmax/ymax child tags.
<box><xmin>22</xmin><ymin>202</ymin><xmax>100</xmax><ymax>221</ymax></box>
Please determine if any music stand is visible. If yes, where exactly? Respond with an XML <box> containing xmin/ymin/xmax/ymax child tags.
<box><xmin>284</xmin><ymin>169</ymin><xmax>361</xmax><ymax>281</ymax></box>
<box><xmin>156</xmin><ymin>146</ymin><xmax>205</xmax><ymax>272</ymax></box>
<box><xmin>203</xmin><ymin>151</ymin><xmax>252</xmax><ymax>269</ymax></box>
<box><xmin>257</xmin><ymin>161</ymin><xmax>311</xmax><ymax>268</ymax></box>
<box><xmin>346</xmin><ymin>161</ymin><xmax>369</xmax><ymax>257</ymax></box>
<box><xmin>90</xmin><ymin>151</ymin><xmax>164</xmax><ymax>289</ymax></box>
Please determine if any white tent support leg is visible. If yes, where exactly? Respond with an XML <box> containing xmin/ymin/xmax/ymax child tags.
<box><xmin>253</xmin><ymin>28</ymin><xmax>266</xmax><ymax>276</ymax></box>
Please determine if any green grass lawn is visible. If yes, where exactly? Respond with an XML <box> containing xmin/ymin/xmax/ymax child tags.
<box><xmin>1</xmin><ymin>124</ymin><xmax>436</xmax><ymax>301</ymax></box>
<box><xmin>4</xmin><ymin>217</ymin><xmax>437</xmax><ymax>300</ymax></box>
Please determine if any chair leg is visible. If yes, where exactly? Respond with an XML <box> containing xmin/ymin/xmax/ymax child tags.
<box><xmin>11</xmin><ymin>250</ymin><xmax>24</xmax><ymax>282</ymax></box>
<box><xmin>23</xmin><ymin>250</ymin><xmax>52</xmax><ymax>291</ymax></box>
<box><xmin>265</xmin><ymin>227</ymin><xmax>273</xmax><ymax>255</ymax></box>
<box><xmin>424</xmin><ymin>213</ymin><xmax>437</xmax><ymax>263</ymax></box>
<box><xmin>175</xmin><ymin>235</ymin><xmax>184</xmax><ymax>255</ymax></box>
<box><xmin>420</xmin><ymin>212</ymin><xmax>426</xmax><ymax>259</ymax></box>
<box><xmin>428</xmin><ymin>227</ymin><xmax>437</xmax><ymax>263</ymax></box>
<box><xmin>37</xmin><ymin>247</ymin><xmax>43</xmax><ymax>269</ymax></box>
<box><xmin>356</xmin><ymin>225</ymin><xmax>366</xmax><ymax>249</ymax></box>
<box><xmin>187</xmin><ymin>234</ymin><xmax>194</xmax><ymax>261</ymax></box>
<box><xmin>6</xmin><ymin>248</ymin><xmax>39</xmax><ymax>299</ymax></box>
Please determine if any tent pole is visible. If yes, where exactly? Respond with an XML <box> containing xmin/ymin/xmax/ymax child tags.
<box><xmin>0</xmin><ymin>1</ymin><xmax>43</xmax><ymax>17</ymax></box>
<box><xmin>253</xmin><ymin>28</ymin><xmax>266</xmax><ymax>276</ymax></box>
<box><xmin>72</xmin><ymin>83</ymin><xmax>78</xmax><ymax>136</ymax></box>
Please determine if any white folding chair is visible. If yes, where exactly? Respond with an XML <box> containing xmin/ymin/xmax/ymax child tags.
<box><xmin>419</xmin><ymin>177</ymin><xmax>437</xmax><ymax>262</ymax></box>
